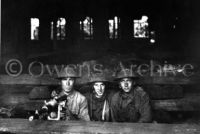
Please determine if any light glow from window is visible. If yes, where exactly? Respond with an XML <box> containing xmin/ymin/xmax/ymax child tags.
<box><xmin>31</xmin><ymin>18</ymin><xmax>39</xmax><ymax>40</ymax></box>
<box><xmin>109</xmin><ymin>16</ymin><xmax>120</xmax><ymax>39</ymax></box>
<box><xmin>57</xmin><ymin>18</ymin><xmax>66</xmax><ymax>40</ymax></box>
<box><xmin>80</xmin><ymin>17</ymin><xmax>93</xmax><ymax>40</ymax></box>
<box><xmin>133</xmin><ymin>16</ymin><xmax>149</xmax><ymax>38</ymax></box>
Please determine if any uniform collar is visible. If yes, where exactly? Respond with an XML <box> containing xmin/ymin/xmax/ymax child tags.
<box><xmin>120</xmin><ymin>88</ymin><xmax>135</xmax><ymax>99</ymax></box>
<box><xmin>66</xmin><ymin>90</ymin><xmax>76</xmax><ymax>99</ymax></box>
<box><xmin>92</xmin><ymin>92</ymin><xmax>106</xmax><ymax>102</ymax></box>
<box><xmin>59</xmin><ymin>89</ymin><xmax>76</xmax><ymax>100</ymax></box>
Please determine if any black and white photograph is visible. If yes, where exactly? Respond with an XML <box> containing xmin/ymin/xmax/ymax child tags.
<box><xmin>0</xmin><ymin>0</ymin><xmax>200</xmax><ymax>133</ymax></box>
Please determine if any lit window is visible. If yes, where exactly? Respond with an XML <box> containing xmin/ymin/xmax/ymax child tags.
<box><xmin>50</xmin><ymin>21</ymin><xmax>54</xmax><ymax>40</ymax></box>
<box><xmin>56</xmin><ymin>18</ymin><xmax>66</xmax><ymax>40</ymax></box>
<box><xmin>31</xmin><ymin>18</ymin><xmax>39</xmax><ymax>40</ymax></box>
<box><xmin>50</xmin><ymin>18</ymin><xmax>66</xmax><ymax>40</ymax></box>
<box><xmin>108</xmin><ymin>16</ymin><xmax>120</xmax><ymax>39</ymax></box>
<box><xmin>80</xmin><ymin>17</ymin><xmax>93</xmax><ymax>40</ymax></box>
<box><xmin>133</xmin><ymin>16</ymin><xmax>149</xmax><ymax>38</ymax></box>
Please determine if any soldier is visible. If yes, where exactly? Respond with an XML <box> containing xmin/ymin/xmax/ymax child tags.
<box><xmin>85</xmin><ymin>74</ymin><xmax>111</xmax><ymax>121</ymax></box>
<box><xmin>110</xmin><ymin>69</ymin><xmax>152</xmax><ymax>123</ymax></box>
<box><xmin>30</xmin><ymin>67</ymin><xmax>90</xmax><ymax>121</ymax></box>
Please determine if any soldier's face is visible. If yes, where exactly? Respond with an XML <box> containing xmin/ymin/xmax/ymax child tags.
<box><xmin>120</xmin><ymin>78</ymin><xmax>134</xmax><ymax>93</ymax></box>
<box><xmin>93</xmin><ymin>82</ymin><xmax>105</xmax><ymax>98</ymax></box>
<box><xmin>61</xmin><ymin>77</ymin><xmax>75</xmax><ymax>93</ymax></box>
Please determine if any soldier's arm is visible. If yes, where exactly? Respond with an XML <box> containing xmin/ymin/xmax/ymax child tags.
<box><xmin>138</xmin><ymin>93</ymin><xmax>152</xmax><ymax>123</ymax></box>
<box><xmin>78</xmin><ymin>97</ymin><xmax>90</xmax><ymax>121</ymax></box>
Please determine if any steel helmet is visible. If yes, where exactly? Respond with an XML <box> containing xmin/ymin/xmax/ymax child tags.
<box><xmin>88</xmin><ymin>74</ymin><xmax>109</xmax><ymax>83</ymax></box>
<box><xmin>57</xmin><ymin>67</ymin><xmax>80</xmax><ymax>79</ymax></box>
<box><xmin>115</xmin><ymin>69</ymin><xmax>139</xmax><ymax>80</ymax></box>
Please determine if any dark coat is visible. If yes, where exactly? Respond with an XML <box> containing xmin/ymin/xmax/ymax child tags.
<box><xmin>110</xmin><ymin>86</ymin><xmax>152</xmax><ymax>123</ymax></box>
<box><xmin>86</xmin><ymin>92</ymin><xmax>110</xmax><ymax>121</ymax></box>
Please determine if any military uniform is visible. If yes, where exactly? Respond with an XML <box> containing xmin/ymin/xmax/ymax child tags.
<box><xmin>57</xmin><ymin>90</ymin><xmax>90</xmax><ymax>121</ymax></box>
<box><xmin>86</xmin><ymin>92</ymin><xmax>110</xmax><ymax>121</ymax></box>
<box><xmin>86</xmin><ymin>74</ymin><xmax>111</xmax><ymax>121</ymax></box>
<box><xmin>46</xmin><ymin>67</ymin><xmax>90</xmax><ymax>121</ymax></box>
<box><xmin>110</xmin><ymin>86</ymin><xmax>152</xmax><ymax>122</ymax></box>
<box><xmin>111</xmin><ymin>69</ymin><xmax>152</xmax><ymax>123</ymax></box>
<box><xmin>29</xmin><ymin>67</ymin><xmax>90</xmax><ymax>121</ymax></box>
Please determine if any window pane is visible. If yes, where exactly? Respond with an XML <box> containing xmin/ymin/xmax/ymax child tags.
<box><xmin>109</xmin><ymin>20</ymin><xmax>114</xmax><ymax>39</ymax></box>
<box><xmin>57</xmin><ymin>18</ymin><xmax>66</xmax><ymax>40</ymax></box>
<box><xmin>133</xmin><ymin>16</ymin><xmax>149</xmax><ymax>38</ymax></box>
<box><xmin>80</xmin><ymin>17</ymin><xmax>93</xmax><ymax>40</ymax></box>
<box><xmin>31</xmin><ymin>18</ymin><xmax>39</xmax><ymax>40</ymax></box>
<box><xmin>108</xmin><ymin>16</ymin><xmax>120</xmax><ymax>39</ymax></box>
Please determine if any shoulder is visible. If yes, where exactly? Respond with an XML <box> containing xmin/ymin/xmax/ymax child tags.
<box><xmin>106</xmin><ymin>90</ymin><xmax>116</xmax><ymax>102</ymax></box>
<box><xmin>74</xmin><ymin>90</ymin><xmax>86</xmax><ymax>98</ymax></box>
<box><xmin>83</xmin><ymin>92</ymin><xmax>90</xmax><ymax>98</ymax></box>
<box><xmin>74</xmin><ymin>90</ymin><xmax>87</xmax><ymax>102</ymax></box>
<box><xmin>134</xmin><ymin>86</ymin><xmax>148</xmax><ymax>98</ymax></box>
<box><xmin>111</xmin><ymin>91</ymin><xmax>120</xmax><ymax>102</ymax></box>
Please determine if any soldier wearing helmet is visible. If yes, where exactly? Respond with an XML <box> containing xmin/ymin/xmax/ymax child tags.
<box><xmin>110</xmin><ymin>69</ymin><xmax>152</xmax><ymax>123</ymax></box>
<box><xmin>85</xmin><ymin>74</ymin><xmax>111</xmax><ymax>121</ymax></box>
<box><xmin>46</xmin><ymin>67</ymin><xmax>90</xmax><ymax>121</ymax></box>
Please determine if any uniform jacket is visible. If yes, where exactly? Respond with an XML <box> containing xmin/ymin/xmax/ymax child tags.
<box><xmin>86</xmin><ymin>92</ymin><xmax>110</xmax><ymax>121</ymax></box>
<box><xmin>110</xmin><ymin>86</ymin><xmax>152</xmax><ymax>123</ymax></box>
<box><xmin>56</xmin><ymin>90</ymin><xmax>90</xmax><ymax>121</ymax></box>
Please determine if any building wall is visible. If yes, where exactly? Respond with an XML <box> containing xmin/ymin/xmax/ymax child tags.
<box><xmin>2</xmin><ymin>0</ymin><xmax>200</xmax><ymax>65</ymax></box>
